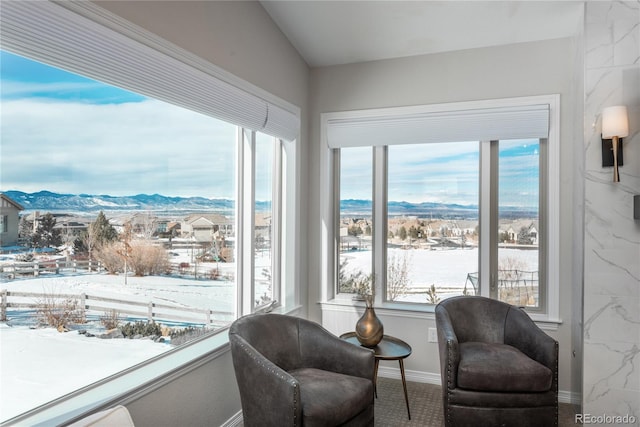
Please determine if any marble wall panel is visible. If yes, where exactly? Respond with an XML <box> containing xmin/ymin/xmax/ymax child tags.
<box><xmin>583</xmin><ymin>0</ymin><xmax>639</xmax><ymax>420</ymax></box>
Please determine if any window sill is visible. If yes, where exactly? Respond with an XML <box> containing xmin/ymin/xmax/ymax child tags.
<box><xmin>320</xmin><ymin>298</ymin><xmax>562</xmax><ymax>331</ymax></box>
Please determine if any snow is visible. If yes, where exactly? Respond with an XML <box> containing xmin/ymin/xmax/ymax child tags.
<box><xmin>340</xmin><ymin>247</ymin><xmax>539</xmax><ymax>301</ymax></box>
<box><xmin>0</xmin><ymin>272</ymin><xmax>236</xmax><ymax>422</ymax></box>
<box><xmin>0</xmin><ymin>324</ymin><xmax>169</xmax><ymax>421</ymax></box>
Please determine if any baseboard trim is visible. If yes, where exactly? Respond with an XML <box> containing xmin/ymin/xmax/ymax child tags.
<box><xmin>377</xmin><ymin>366</ymin><xmax>579</xmax><ymax>404</ymax></box>
<box><xmin>221</xmin><ymin>410</ymin><xmax>243</xmax><ymax>427</ymax></box>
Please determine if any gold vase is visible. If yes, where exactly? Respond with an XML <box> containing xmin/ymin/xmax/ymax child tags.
<box><xmin>355</xmin><ymin>306</ymin><xmax>384</xmax><ymax>348</ymax></box>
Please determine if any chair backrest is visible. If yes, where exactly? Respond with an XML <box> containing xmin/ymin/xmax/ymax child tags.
<box><xmin>229</xmin><ymin>313</ymin><xmax>302</xmax><ymax>371</ymax></box>
<box><xmin>436</xmin><ymin>296</ymin><xmax>511</xmax><ymax>343</ymax></box>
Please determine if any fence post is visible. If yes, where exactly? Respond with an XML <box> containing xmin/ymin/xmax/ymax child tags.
<box><xmin>206</xmin><ymin>309</ymin><xmax>211</xmax><ymax>325</ymax></box>
<box><xmin>34</xmin><ymin>262</ymin><xmax>39</xmax><ymax>277</ymax></box>
<box><xmin>80</xmin><ymin>293</ymin><xmax>87</xmax><ymax>321</ymax></box>
<box><xmin>55</xmin><ymin>260</ymin><xmax>60</xmax><ymax>274</ymax></box>
<box><xmin>1</xmin><ymin>290</ymin><xmax>7</xmax><ymax>321</ymax></box>
<box><xmin>148</xmin><ymin>302</ymin><xmax>154</xmax><ymax>321</ymax></box>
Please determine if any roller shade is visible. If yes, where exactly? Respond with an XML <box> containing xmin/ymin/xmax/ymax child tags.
<box><xmin>326</xmin><ymin>104</ymin><xmax>549</xmax><ymax>148</ymax></box>
<box><xmin>0</xmin><ymin>0</ymin><xmax>300</xmax><ymax>142</ymax></box>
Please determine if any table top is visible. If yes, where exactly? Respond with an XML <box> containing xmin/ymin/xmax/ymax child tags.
<box><xmin>340</xmin><ymin>332</ymin><xmax>412</xmax><ymax>360</ymax></box>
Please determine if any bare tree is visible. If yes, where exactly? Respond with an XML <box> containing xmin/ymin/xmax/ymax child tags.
<box><xmin>387</xmin><ymin>252</ymin><xmax>411</xmax><ymax>301</ymax></box>
<box><xmin>137</xmin><ymin>212</ymin><xmax>157</xmax><ymax>241</ymax></box>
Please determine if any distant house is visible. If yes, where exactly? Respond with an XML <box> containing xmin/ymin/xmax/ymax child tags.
<box><xmin>499</xmin><ymin>220</ymin><xmax>539</xmax><ymax>245</ymax></box>
<box><xmin>0</xmin><ymin>193</ymin><xmax>25</xmax><ymax>248</ymax></box>
<box><xmin>53</xmin><ymin>216</ymin><xmax>91</xmax><ymax>240</ymax></box>
<box><xmin>181</xmin><ymin>214</ymin><xmax>233</xmax><ymax>243</ymax></box>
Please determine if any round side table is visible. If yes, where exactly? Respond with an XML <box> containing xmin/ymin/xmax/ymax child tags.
<box><xmin>340</xmin><ymin>332</ymin><xmax>412</xmax><ymax>420</ymax></box>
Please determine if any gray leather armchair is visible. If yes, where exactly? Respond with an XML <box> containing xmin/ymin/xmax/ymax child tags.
<box><xmin>435</xmin><ymin>296</ymin><xmax>558</xmax><ymax>427</ymax></box>
<box><xmin>229</xmin><ymin>313</ymin><xmax>375</xmax><ymax>427</ymax></box>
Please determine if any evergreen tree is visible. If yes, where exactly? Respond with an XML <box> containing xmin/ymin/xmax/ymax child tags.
<box><xmin>76</xmin><ymin>211</ymin><xmax>118</xmax><ymax>258</ymax></box>
<box><xmin>348</xmin><ymin>225</ymin><xmax>363</xmax><ymax>236</ymax></box>
<box><xmin>398</xmin><ymin>226</ymin><xmax>408</xmax><ymax>241</ymax></box>
<box><xmin>18</xmin><ymin>216</ymin><xmax>34</xmax><ymax>247</ymax></box>
<box><xmin>517</xmin><ymin>226</ymin><xmax>532</xmax><ymax>245</ymax></box>
<box><xmin>91</xmin><ymin>211</ymin><xmax>118</xmax><ymax>246</ymax></box>
<box><xmin>32</xmin><ymin>213</ymin><xmax>62</xmax><ymax>248</ymax></box>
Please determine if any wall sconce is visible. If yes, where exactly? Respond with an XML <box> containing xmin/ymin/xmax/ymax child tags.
<box><xmin>601</xmin><ymin>105</ymin><xmax>629</xmax><ymax>182</ymax></box>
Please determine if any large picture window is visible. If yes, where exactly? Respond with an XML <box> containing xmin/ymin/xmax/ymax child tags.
<box><xmin>326</xmin><ymin>97</ymin><xmax>558</xmax><ymax>320</ymax></box>
<box><xmin>0</xmin><ymin>1</ymin><xmax>298</xmax><ymax>423</ymax></box>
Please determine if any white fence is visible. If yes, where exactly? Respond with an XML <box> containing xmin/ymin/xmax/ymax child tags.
<box><xmin>0</xmin><ymin>260</ymin><xmax>104</xmax><ymax>279</ymax></box>
<box><xmin>0</xmin><ymin>290</ymin><xmax>233</xmax><ymax>327</ymax></box>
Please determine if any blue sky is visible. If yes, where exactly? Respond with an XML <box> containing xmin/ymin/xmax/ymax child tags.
<box><xmin>1</xmin><ymin>50</ymin><xmax>247</xmax><ymax>200</ymax></box>
<box><xmin>341</xmin><ymin>140</ymin><xmax>539</xmax><ymax>208</ymax></box>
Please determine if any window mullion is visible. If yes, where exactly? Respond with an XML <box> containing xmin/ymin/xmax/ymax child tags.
<box><xmin>271</xmin><ymin>138</ymin><xmax>283</xmax><ymax>307</ymax></box>
<box><xmin>373</xmin><ymin>146</ymin><xmax>387</xmax><ymax>304</ymax></box>
<box><xmin>239</xmin><ymin>128</ymin><xmax>256</xmax><ymax>315</ymax></box>
<box><xmin>479</xmin><ymin>140</ymin><xmax>494</xmax><ymax>298</ymax></box>
<box><xmin>330</xmin><ymin>148</ymin><xmax>340</xmax><ymax>301</ymax></box>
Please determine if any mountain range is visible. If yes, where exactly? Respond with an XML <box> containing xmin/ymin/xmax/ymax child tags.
<box><xmin>3</xmin><ymin>191</ymin><xmax>536</xmax><ymax>219</ymax></box>
<box><xmin>3</xmin><ymin>190</ymin><xmax>237</xmax><ymax>214</ymax></box>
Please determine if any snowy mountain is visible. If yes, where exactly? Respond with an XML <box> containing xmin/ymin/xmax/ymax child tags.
<box><xmin>3</xmin><ymin>191</ymin><xmax>534</xmax><ymax>218</ymax></box>
<box><xmin>3</xmin><ymin>190</ymin><xmax>237</xmax><ymax>213</ymax></box>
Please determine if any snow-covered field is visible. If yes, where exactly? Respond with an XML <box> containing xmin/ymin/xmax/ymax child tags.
<box><xmin>0</xmin><ymin>272</ymin><xmax>240</xmax><ymax>422</ymax></box>
<box><xmin>0</xmin><ymin>323</ymin><xmax>169</xmax><ymax>421</ymax></box>
<box><xmin>340</xmin><ymin>247</ymin><xmax>538</xmax><ymax>302</ymax></box>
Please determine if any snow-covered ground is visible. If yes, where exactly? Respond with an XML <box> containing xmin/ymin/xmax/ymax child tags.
<box><xmin>0</xmin><ymin>323</ymin><xmax>169</xmax><ymax>421</ymax></box>
<box><xmin>340</xmin><ymin>247</ymin><xmax>538</xmax><ymax>301</ymax></box>
<box><xmin>0</xmin><ymin>272</ymin><xmax>238</xmax><ymax>422</ymax></box>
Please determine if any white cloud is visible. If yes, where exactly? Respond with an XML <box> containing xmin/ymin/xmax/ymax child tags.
<box><xmin>1</xmin><ymin>80</ymin><xmax>104</xmax><ymax>97</ymax></box>
<box><xmin>1</xmin><ymin>99</ymin><xmax>237</xmax><ymax>198</ymax></box>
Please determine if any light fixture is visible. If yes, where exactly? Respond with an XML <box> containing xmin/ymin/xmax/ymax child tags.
<box><xmin>601</xmin><ymin>105</ymin><xmax>629</xmax><ymax>182</ymax></box>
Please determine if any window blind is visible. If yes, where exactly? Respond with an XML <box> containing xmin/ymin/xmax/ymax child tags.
<box><xmin>326</xmin><ymin>104</ymin><xmax>549</xmax><ymax>148</ymax></box>
<box><xmin>0</xmin><ymin>0</ymin><xmax>300</xmax><ymax>142</ymax></box>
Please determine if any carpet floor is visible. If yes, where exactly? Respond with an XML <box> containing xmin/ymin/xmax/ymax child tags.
<box><xmin>374</xmin><ymin>377</ymin><xmax>582</xmax><ymax>427</ymax></box>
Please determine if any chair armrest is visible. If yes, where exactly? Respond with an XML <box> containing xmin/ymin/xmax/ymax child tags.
<box><xmin>299</xmin><ymin>321</ymin><xmax>375</xmax><ymax>381</ymax></box>
<box><xmin>230</xmin><ymin>334</ymin><xmax>302</xmax><ymax>427</ymax></box>
<box><xmin>436</xmin><ymin>305</ymin><xmax>460</xmax><ymax>391</ymax></box>
<box><xmin>504</xmin><ymin>307</ymin><xmax>558</xmax><ymax>379</ymax></box>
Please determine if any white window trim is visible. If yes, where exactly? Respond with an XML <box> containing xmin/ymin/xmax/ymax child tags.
<box><xmin>320</xmin><ymin>95</ymin><xmax>560</xmax><ymax>324</ymax></box>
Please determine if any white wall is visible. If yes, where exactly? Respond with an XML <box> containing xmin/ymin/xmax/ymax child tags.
<box><xmin>582</xmin><ymin>0</ymin><xmax>640</xmax><ymax>419</ymax></box>
<box><xmin>308</xmin><ymin>38</ymin><xmax>580</xmax><ymax>396</ymax></box>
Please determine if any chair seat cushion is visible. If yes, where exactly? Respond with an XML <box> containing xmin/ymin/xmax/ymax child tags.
<box><xmin>289</xmin><ymin>367</ymin><xmax>373</xmax><ymax>426</ymax></box>
<box><xmin>457</xmin><ymin>342</ymin><xmax>552</xmax><ymax>392</ymax></box>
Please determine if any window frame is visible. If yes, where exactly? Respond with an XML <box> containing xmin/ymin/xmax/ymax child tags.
<box><xmin>321</xmin><ymin>95</ymin><xmax>560</xmax><ymax>324</ymax></box>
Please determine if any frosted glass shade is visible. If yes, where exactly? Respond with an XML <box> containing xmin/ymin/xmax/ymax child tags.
<box><xmin>602</xmin><ymin>106</ymin><xmax>629</xmax><ymax>138</ymax></box>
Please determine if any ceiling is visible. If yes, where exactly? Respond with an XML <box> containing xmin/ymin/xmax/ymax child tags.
<box><xmin>260</xmin><ymin>1</ymin><xmax>584</xmax><ymax>68</ymax></box>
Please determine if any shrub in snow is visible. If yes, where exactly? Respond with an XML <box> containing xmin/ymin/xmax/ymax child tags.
<box><xmin>36</xmin><ymin>293</ymin><xmax>84</xmax><ymax>330</ymax></box>
<box><xmin>170</xmin><ymin>326</ymin><xmax>209</xmax><ymax>346</ymax></box>
<box><xmin>127</xmin><ymin>241</ymin><xmax>170</xmax><ymax>276</ymax></box>
<box><xmin>95</xmin><ymin>240</ymin><xmax>169</xmax><ymax>277</ymax></box>
<box><xmin>100</xmin><ymin>309</ymin><xmax>121</xmax><ymax>330</ymax></box>
<box><xmin>120</xmin><ymin>320</ymin><xmax>162</xmax><ymax>339</ymax></box>
<box><xmin>95</xmin><ymin>243</ymin><xmax>124</xmax><ymax>274</ymax></box>
<box><xmin>15</xmin><ymin>252</ymin><xmax>35</xmax><ymax>262</ymax></box>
